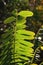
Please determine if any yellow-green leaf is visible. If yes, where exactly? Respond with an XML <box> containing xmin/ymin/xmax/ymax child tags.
<box><xmin>16</xmin><ymin>30</ymin><xmax>35</xmax><ymax>36</ymax></box>
<box><xmin>4</xmin><ymin>16</ymin><xmax>15</xmax><ymax>24</ymax></box>
<box><xmin>18</xmin><ymin>11</ymin><xmax>33</xmax><ymax>18</ymax></box>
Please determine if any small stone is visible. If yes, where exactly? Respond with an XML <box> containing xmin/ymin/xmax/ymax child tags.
<box><xmin>0</xmin><ymin>28</ymin><xmax>3</xmax><ymax>31</ymax></box>
<box><xmin>35</xmin><ymin>54</ymin><xmax>40</xmax><ymax>58</ymax></box>
<box><xmin>38</xmin><ymin>37</ymin><xmax>42</xmax><ymax>41</ymax></box>
<box><xmin>4</xmin><ymin>2</ymin><xmax>6</xmax><ymax>5</ymax></box>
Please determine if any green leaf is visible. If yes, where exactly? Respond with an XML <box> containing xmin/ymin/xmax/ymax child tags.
<box><xmin>4</xmin><ymin>16</ymin><xmax>15</xmax><ymax>24</ymax></box>
<box><xmin>16</xmin><ymin>30</ymin><xmax>35</xmax><ymax>36</ymax></box>
<box><xmin>16</xmin><ymin>40</ymin><xmax>34</xmax><ymax>47</ymax></box>
<box><xmin>15</xmin><ymin>40</ymin><xmax>34</xmax><ymax>62</ymax></box>
<box><xmin>12</xmin><ymin>9</ymin><xmax>17</xmax><ymax>16</ymax></box>
<box><xmin>18</xmin><ymin>11</ymin><xmax>33</xmax><ymax>18</ymax></box>
<box><xmin>1</xmin><ymin>10</ymin><xmax>35</xmax><ymax>65</ymax></box>
<box><xmin>16</xmin><ymin>34</ymin><xmax>35</xmax><ymax>40</ymax></box>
